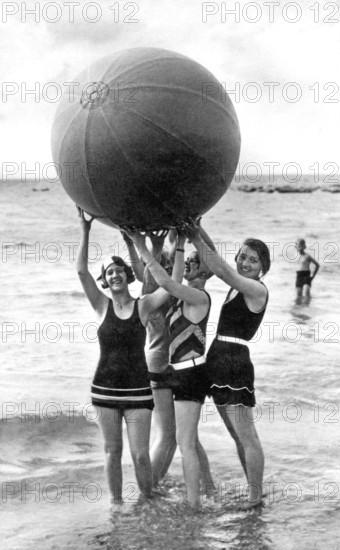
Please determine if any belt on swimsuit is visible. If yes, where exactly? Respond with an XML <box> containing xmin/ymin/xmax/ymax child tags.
<box><xmin>170</xmin><ymin>355</ymin><xmax>206</xmax><ymax>370</ymax></box>
<box><xmin>216</xmin><ymin>334</ymin><xmax>249</xmax><ymax>347</ymax></box>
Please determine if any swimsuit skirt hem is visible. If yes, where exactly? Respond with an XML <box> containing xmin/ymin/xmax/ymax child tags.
<box><xmin>207</xmin><ymin>339</ymin><xmax>256</xmax><ymax>408</ymax></box>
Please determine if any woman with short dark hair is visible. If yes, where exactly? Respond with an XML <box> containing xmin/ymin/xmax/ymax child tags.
<box><xmin>185</xmin><ymin>219</ymin><xmax>270</xmax><ymax>509</ymax></box>
<box><xmin>76</xmin><ymin>209</ymin><xmax>175</xmax><ymax>506</ymax></box>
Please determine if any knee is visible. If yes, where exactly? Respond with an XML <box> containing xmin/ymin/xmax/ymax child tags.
<box><xmin>132</xmin><ymin>449</ymin><xmax>151</xmax><ymax>469</ymax></box>
<box><xmin>152</xmin><ymin>420</ymin><xmax>176</xmax><ymax>447</ymax></box>
<box><xmin>176</xmin><ymin>433</ymin><xmax>196</xmax><ymax>456</ymax></box>
<box><xmin>159</xmin><ymin>430</ymin><xmax>176</xmax><ymax>447</ymax></box>
<box><xmin>104</xmin><ymin>442</ymin><xmax>123</xmax><ymax>462</ymax></box>
<box><xmin>241</xmin><ymin>433</ymin><xmax>263</xmax><ymax>454</ymax></box>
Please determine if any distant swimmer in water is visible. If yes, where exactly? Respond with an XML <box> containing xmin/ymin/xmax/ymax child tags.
<box><xmin>184</xmin><ymin>218</ymin><xmax>270</xmax><ymax>510</ymax></box>
<box><xmin>76</xmin><ymin>208</ymin><xmax>184</xmax><ymax>507</ymax></box>
<box><xmin>295</xmin><ymin>238</ymin><xmax>319</xmax><ymax>302</ymax></box>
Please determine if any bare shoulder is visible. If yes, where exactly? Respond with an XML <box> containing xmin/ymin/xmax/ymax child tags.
<box><xmin>244</xmin><ymin>278</ymin><xmax>268</xmax><ymax>300</ymax></box>
<box><xmin>138</xmin><ymin>292</ymin><xmax>158</xmax><ymax>308</ymax></box>
<box><xmin>137</xmin><ymin>289</ymin><xmax>169</xmax><ymax>325</ymax></box>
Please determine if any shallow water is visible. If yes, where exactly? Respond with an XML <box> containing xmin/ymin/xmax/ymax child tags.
<box><xmin>1</xmin><ymin>178</ymin><xmax>340</xmax><ymax>549</ymax></box>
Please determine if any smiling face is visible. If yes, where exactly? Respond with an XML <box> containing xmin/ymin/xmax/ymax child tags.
<box><xmin>104</xmin><ymin>263</ymin><xmax>128</xmax><ymax>292</ymax></box>
<box><xmin>184</xmin><ymin>252</ymin><xmax>200</xmax><ymax>281</ymax></box>
<box><xmin>236</xmin><ymin>245</ymin><xmax>263</xmax><ymax>280</ymax></box>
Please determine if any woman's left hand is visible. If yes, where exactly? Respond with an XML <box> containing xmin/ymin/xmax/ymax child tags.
<box><xmin>175</xmin><ymin>228</ymin><xmax>186</xmax><ymax>248</ymax></box>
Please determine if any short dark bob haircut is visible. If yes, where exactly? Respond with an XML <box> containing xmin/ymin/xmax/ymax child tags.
<box><xmin>99</xmin><ymin>256</ymin><xmax>135</xmax><ymax>288</ymax></box>
<box><xmin>235</xmin><ymin>238</ymin><xmax>271</xmax><ymax>276</ymax></box>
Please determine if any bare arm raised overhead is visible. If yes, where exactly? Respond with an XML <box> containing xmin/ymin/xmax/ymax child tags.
<box><xmin>121</xmin><ymin>231</ymin><xmax>145</xmax><ymax>282</ymax></box>
<box><xmin>142</xmin><ymin>230</ymin><xmax>169</xmax><ymax>295</ymax></box>
<box><xmin>126</xmin><ymin>230</ymin><xmax>208</xmax><ymax>310</ymax></box>
<box><xmin>76</xmin><ymin>208</ymin><xmax>108</xmax><ymax>317</ymax></box>
<box><xmin>184</xmin><ymin>218</ymin><xmax>268</xmax><ymax>313</ymax></box>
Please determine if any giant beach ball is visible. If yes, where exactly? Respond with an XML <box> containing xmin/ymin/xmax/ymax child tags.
<box><xmin>51</xmin><ymin>47</ymin><xmax>240</xmax><ymax>230</ymax></box>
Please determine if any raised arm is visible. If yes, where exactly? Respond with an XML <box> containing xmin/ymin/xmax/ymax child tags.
<box><xmin>121</xmin><ymin>231</ymin><xmax>144</xmax><ymax>282</ymax></box>
<box><xmin>194</xmin><ymin>221</ymin><xmax>216</xmax><ymax>279</ymax></box>
<box><xmin>185</xmin><ymin>219</ymin><xmax>267</xmax><ymax>304</ymax></box>
<box><xmin>127</xmin><ymin>230</ymin><xmax>207</xmax><ymax>307</ymax></box>
<box><xmin>171</xmin><ymin>232</ymin><xmax>185</xmax><ymax>284</ymax></box>
<box><xmin>199</xmin><ymin>223</ymin><xmax>217</xmax><ymax>252</ymax></box>
<box><xmin>140</xmin><ymin>230</ymin><xmax>168</xmax><ymax>295</ymax></box>
<box><xmin>76</xmin><ymin>208</ymin><xmax>108</xmax><ymax>315</ymax></box>
<box><xmin>149</xmin><ymin>230</ymin><xmax>168</xmax><ymax>261</ymax></box>
<box><xmin>167</xmin><ymin>228</ymin><xmax>178</xmax><ymax>263</ymax></box>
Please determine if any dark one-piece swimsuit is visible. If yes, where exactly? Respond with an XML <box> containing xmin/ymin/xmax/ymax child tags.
<box><xmin>91</xmin><ymin>299</ymin><xmax>154</xmax><ymax>410</ymax></box>
<box><xmin>207</xmin><ymin>287</ymin><xmax>268</xmax><ymax>407</ymax></box>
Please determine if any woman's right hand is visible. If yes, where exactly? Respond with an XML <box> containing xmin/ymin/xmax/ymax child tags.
<box><xmin>121</xmin><ymin>226</ymin><xmax>147</xmax><ymax>250</ymax></box>
<box><xmin>179</xmin><ymin>217</ymin><xmax>202</xmax><ymax>242</ymax></box>
<box><xmin>147</xmin><ymin>229</ymin><xmax>168</xmax><ymax>252</ymax></box>
<box><xmin>77</xmin><ymin>206</ymin><xmax>94</xmax><ymax>232</ymax></box>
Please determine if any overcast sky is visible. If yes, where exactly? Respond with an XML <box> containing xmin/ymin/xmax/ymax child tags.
<box><xmin>1</xmin><ymin>0</ymin><xmax>340</xmax><ymax>181</ymax></box>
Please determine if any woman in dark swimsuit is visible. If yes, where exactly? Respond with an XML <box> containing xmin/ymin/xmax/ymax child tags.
<box><xmin>76</xmin><ymin>209</ymin><xmax>175</xmax><ymax>506</ymax></box>
<box><xmin>185</xmin><ymin>219</ymin><xmax>270</xmax><ymax>509</ymax></box>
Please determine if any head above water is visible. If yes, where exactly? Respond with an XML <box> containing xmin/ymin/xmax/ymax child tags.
<box><xmin>99</xmin><ymin>256</ymin><xmax>135</xmax><ymax>288</ymax></box>
<box><xmin>235</xmin><ymin>238</ymin><xmax>271</xmax><ymax>278</ymax></box>
<box><xmin>296</xmin><ymin>238</ymin><xmax>306</xmax><ymax>252</ymax></box>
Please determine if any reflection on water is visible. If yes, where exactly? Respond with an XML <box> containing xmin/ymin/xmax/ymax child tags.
<box><xmin>294</xmin><ymin>295</ymin><xmax>312</xmax><ymax>308</ymax></box>
<box><xmin>290</xmin><ymin>295</ymin><xmax>313</xmax><ymax>324</ymax></box>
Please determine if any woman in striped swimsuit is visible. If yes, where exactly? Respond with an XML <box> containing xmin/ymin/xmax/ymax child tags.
<box><xmin>76</xmin><ymin>209</ymin><xmax>179</xmax><ymax>505</ymax></box>
<box><xmin>128</xmin><ymin>229</ymin><xmax>212</xmax><ymax>509</ymax></box>
<box><xmin>186</xmin><ymin>219</ymin><xmax>270</xmax><ymax>509</ymax></box>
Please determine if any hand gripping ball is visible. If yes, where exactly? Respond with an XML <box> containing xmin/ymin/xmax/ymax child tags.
<box><xmin>51</xmin><ymin>47</ymin><xmax>241</xmax><ymax>230</ymax></box>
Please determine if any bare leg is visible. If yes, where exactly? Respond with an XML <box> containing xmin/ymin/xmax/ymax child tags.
<box><xmin>216</xmin><ymin>404</ymin><xmax>248</xmax><ymax>479</ymax></box>
<box><xmin>196</xmin><ymin>438</ymin><xmax>215</xmax><ymax>490</ymax></box>
<box><xmin>124</xmin><ymin>408</ymin><xmax>153</xmax><ymax>498</ymax></box>
<box><xmin>303</xmin><ymin>284</ymin><xmax>311</xmax><ymax>302</ymax></box>
<box><xmin>97</xmin><ymin>407</ymin><xmax>123</xmax><ymax>504</ymax></box>
<box><xmin>218</xmin><ymin>405</ymin><xmax>264</xmax><ymax>507</ymax></box>
<box><xmin>296</xmin><ymin>287</ymin><xmax>302</xmax><ymax>299</ymax></box>
<box><xmin>150</xmin><ymin>388</ymin><xmax>177</xmax><ymax>486</ymax></box>
<box><xmin>175</xmin><ymin>400</ymin><xmax>202</xmax><ymax>508</ymax></box>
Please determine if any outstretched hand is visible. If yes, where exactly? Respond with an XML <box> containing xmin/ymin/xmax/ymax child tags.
<box><xmin>77</xmin><ymin>206</ymin><xmax>95</xmax><ymax>232</ymax></box>
<box><xmin>168</xmin><ymin>228</ymin><xmax>177</xmax><ymax>244</ymax></box>
<box><xmin>121</xmin><ymin>226</ymin><xmax>147</xmax><ymax>249</ymax></box>
<box><xmin>147</xmin><ymin>229</ymin><xmax>169</xmax><ymax>250</ymax></box>
<box><xmin>177</xmin><ymin>217</ymin><xmax>202</xmax><ymax>241</ymax></box>
<box><xmin>171</xmin><ymin>226</ymin><xmax>186</xmax><ymax>248</ymax></box>
<box><xmin>120</xmin><ymin>229</ymin><xmax>133</xmax><ymax>245</ymax></box>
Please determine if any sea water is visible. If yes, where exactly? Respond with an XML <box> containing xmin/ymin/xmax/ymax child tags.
<box><xmin>1</xmin><ymin>177</ymin><xmax>340</xmax><ymax>549</ymax></box>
